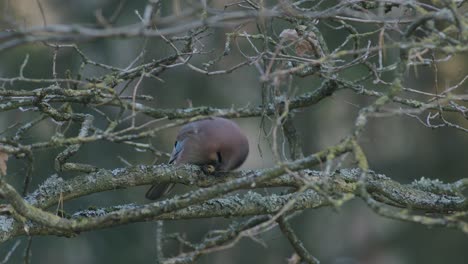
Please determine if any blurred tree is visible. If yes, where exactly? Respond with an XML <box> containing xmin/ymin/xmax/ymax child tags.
<box><xmin>0</xmin><ymin>0</ymin><xmax>467</xmax><ymax>263</ymax></box>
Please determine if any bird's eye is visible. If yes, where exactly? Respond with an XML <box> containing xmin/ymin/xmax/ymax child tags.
<box><xmin>174</xmin><ymin>141</ymin><xmax>178</xmax><ymax>148</ymax></box>
<box><xmin>216</xmin><ymin>152</ymin><xmax>222</xmax><ymax>163</ymax></box>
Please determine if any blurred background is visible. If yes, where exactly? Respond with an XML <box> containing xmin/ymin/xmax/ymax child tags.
<box><xmin>0</xmin><ymin>0</ymin><xmax>467</xmax><ymax>263</ymax></box>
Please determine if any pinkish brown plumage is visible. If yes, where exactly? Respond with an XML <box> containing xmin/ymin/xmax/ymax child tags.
<box><xmin>146</xmin><ymin>117</ymin><xmax>249</xmax><ymax>200</ymax></box>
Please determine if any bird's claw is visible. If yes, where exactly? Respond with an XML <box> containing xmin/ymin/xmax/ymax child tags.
<box><xmin>202</xmin><ymin>164</ymin><xmax>216</xmax><ymax>174</ymax></box>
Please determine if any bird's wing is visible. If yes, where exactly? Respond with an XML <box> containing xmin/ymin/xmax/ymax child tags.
<box><xmin>168</xmin><ymin>139</ymin><xmax>185</xmax><ymax>164</ymax></box>
<box><xmin>168</xmin><ymin>121</ymin><xmax>201</xmax><ymax>164</ymax></box>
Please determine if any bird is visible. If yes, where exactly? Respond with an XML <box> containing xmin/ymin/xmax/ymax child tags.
<box><xmin>145</xmin><ymin>117</ymin><xmax>249</xmax><ymax>200</ymax></box>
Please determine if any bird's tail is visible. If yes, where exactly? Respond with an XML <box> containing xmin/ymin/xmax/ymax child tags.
<box><xmin>145</xmin><ymin>183</ymin><xmax>176</xmax><ymax>200</ymax></box>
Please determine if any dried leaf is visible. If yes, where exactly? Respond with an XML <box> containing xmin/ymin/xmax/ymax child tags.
<box><xmin>0</xmin><ymin>150</ymin><xmax>9</xmax><ymax>176</ymax></box>
<box><xmin>287</xmin><ymin>253</ymin><xmax>300</xmax><ymax>264</ymax></box>
<box><xmin>279</xmin><ymin>29</ymin><xmax>298</xmax><ymax>41</ymax></box>
<box><xmin>295</xmin><ymin>38</ymin><xmax>314</xmax><ymax>57</ymax></box>
<box><xmin>279</xmin><ymin>28</ymin><xmax>318</xmax><ymax>57</ymax></box>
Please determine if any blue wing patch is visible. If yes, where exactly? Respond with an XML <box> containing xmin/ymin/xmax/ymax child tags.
<box><xmin>169</xmin><ymin>139</ymin><xmax>185</xmax><ymax>164</ymax></box>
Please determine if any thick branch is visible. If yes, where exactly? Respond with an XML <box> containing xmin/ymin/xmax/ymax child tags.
<box><xmin>0</xmin><ymin>165</ymin><xmax>465</xmax><ymax>242</ymax></box>
<box><xmin>0</xmin><ymin>141</ymin><xmax>352</xmax><ymax>241</ymax></box>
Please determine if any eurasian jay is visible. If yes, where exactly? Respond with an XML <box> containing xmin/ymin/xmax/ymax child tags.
<box><xmin>145</xmin><ymin>117</ymin><xmax>249</xmax><ymax>200</ymax></box>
